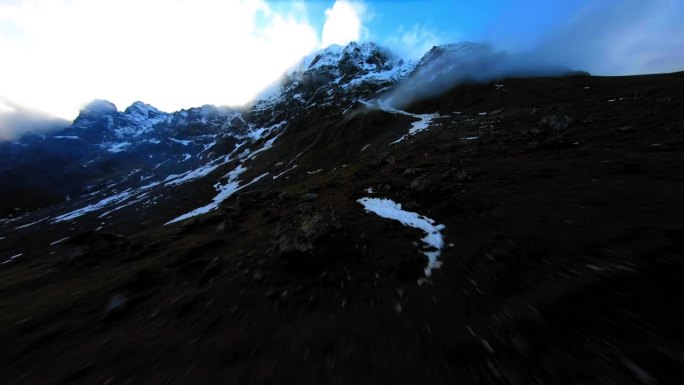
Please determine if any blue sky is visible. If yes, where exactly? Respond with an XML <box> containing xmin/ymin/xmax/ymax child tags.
<box><xmin>0</xmin><ymin>0</ymin><xmax>683</xmax><ymax>137</ymax></box>
<box><xmin>300</xmin><ymin>0</ymin><xmax>684</xmax><ymax>66</ymax></box>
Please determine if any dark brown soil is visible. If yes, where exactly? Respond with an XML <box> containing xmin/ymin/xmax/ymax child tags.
<box><xmin>1</xmin><ymin>72</ymin><xmax>684</xmax><ymax>384</ymax></box>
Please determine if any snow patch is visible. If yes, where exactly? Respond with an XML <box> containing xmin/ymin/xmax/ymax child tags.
<box><xmin>102</xmin><ymin>142</ymin><xmax>132</xmax><ymax>153</ymax></box>
<box><xmin>390</xmin><ymin>113</ymin><xmax>440</xmax><ymax>144</ymax></box>
<box><xmin>166</xmin><ymin>167</ymin><xmax>268</xmax><ymax>225</ymax></box>
<box><xmin>357</xmin><ymin>197</ymin><xmax>446</xmax><ymax>277</ymax></box>
<box><xmin>273</xmin><ymin>164</ymin><xmax>298</xmax><ymax>179</ymax></box>
<box><xmin>361</xmin><ymin>99</ymin><xmax>439</xmax><ymax>143</ymax></box>
<box><xmin>14</xmin><ymin>217</ymin><xmax>49</xmax><ymax>230</ymax></box>
<box><xmin>170</xmin><ymin>138</ymin><xmax>192</xmax><ymax>146</ymax></box>
<box><xmin>50</xmin><ymin>237</ymin><xmax>69</xmax><ymax>246</ymax></box>
<box><xmin>1</xmin><ymin>253</ymin><xmax>23</xmax><ymax>265</ymax></box>
<box><xmin>53</xmin><ymin>190</ymin><xmax>133</xmax><ymax>222</ymax></box>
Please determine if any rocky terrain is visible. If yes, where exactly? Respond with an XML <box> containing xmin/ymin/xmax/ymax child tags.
<box><xmin>1</xmin><ymin>41</ymin><xmax>683</xmax><ymax>384</ymax></box>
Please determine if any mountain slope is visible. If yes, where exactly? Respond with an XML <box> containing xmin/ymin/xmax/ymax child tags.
<box><xmin>1</xmin><ymin>42</ymin><xmax>684</xmax><ymax>384</ymax></box>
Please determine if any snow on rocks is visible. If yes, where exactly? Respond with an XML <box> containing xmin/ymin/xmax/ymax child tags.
<box><xmin>165</xmin><ymin>166</ymin><xmax>268</xmax><ymax>225</ymax></box>
<box><xmin>165</xmin><ymin>126</ymin><xmax>283</xmax><ymax>224</ymax></box>
<box><xmin>390</xmin><ymin>113</ymin><xmax>440</xmax><ymax>144</ymax></box>
<box><xmin>357</xmin><ymin>197</ymin><xmax>446</xmax><ymax>277</ymax></box>
<box><xmin>359</xmin><ymin>99</ymin><xmax>440</xmax><ymax>144</ymax></box>
<box><xmin>53</xmin><ymin>190</ymin><xmax>135</xmax><ymax>223</ymax></box>
<box><xmin>273</xmin><ymin>164</ymin><xmax>298</xmax><ymax>180</ymax></box>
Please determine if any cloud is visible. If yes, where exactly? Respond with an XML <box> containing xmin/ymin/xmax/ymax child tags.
<box><xmin>0</xmin><ymin>101</ymin><xmax>70</xmax><ymax>141</ymax></box>
<box><xmin>0</xmin><ymin>0</ymin><xmax>319</xmax><ymax>120</ymax></box>
<box><xmin>528</xmin><ymin>0</ymin><xmax>684</xmax><ymax>75</ymax></box>
<box><xmin>388</xmin><ymin>24</ymin><xmax>445</xmax><ymax>60</ymax></box>
<box><xmin>321</xmin><ymin>0</ymin><xmax>366</xmax><ymax>47</ymax></box>
<box><xmin>382</xmin><ymin>0</ymin><xmax>684</xmax><ymax>109</ymax></box>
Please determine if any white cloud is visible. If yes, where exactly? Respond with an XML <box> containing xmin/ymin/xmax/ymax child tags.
<box><xmin>0</xmin><ymin>100</ymin><xmax>69</xmax><ymax>141</ymax></box>
<box><xmin>388</xmin><ymin>24</ymin><xmax>445</xmax><ymax>60</ymax></box>
<box><xmin>321</xmin><ymin>0</ymin><xmax>366</xmax><ymax>47</ymax></box>
<box><xmin>0</xmin><ymin>0</ymin><xmax>319</xmax><ymax>120</ymax></box>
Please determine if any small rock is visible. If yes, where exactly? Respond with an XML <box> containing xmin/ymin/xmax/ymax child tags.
<box><xmin>199</xmin><ymin>257</ymin><xmax>221</xmax><ymax>285</ymax></box>
<box><xmin>539</xmin><ymin>115</ymin><xmax>573</xmax><ymax>131</ymax></box>
<box><xmin>618</xmin><ymin>126</ymin><xmax>633</xmax><ymax>132</ymax></box>
<box><xmin>301</xmin><ymin>192</ymin><xmax>318</xmax><ymax>202</ymax></box>
<box><xmin>394</xmin><ymin>302</ymin><xmax>403</xmax><ymax>314</ymax></box>
<box><xmin>456</xmin><ymin>171</ymin><xmax>472</xmax><ymax>182</ymax></box>
<box><xmin>102</xmin><ymin>293</ymin><xmax>129</xmax><ymax>320</ymax></box>
<box><xmin>402</xmin><ymin>168</ymin><xmax>420</xmax><ymax>176</ymax></box>
<box><xmin>403</xmin><ymin>201</ymin><xmax>418</xmax><ymax>210</ymax></box>
<box><xmin>215</xmin><ymin>220</ymin><xmax>233</xmax><ymax>233</ymax></box>
<box><xmin>376</xmin><ymin>153</ymin><xmax>396</xmax><ymax>165</ymax></box>
<box><xmin>308</xmin><ymin>295</ymin><xmax>318</xmax><ymax>310</ymax></box>
<box><xmin>410</xmin><ymin>177</ymin><xmax>432</xmax><ymax>192</ymax></box>
<box><xmin>252</xmin><ymin>271</ymin><xmax>263</xmax><ymax>282</ymax></box>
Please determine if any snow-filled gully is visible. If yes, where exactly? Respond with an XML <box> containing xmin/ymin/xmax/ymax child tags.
<box><xmin>358</xmin><ymin>99</ymin><xmax>439</xmax><ymax>143</ymax></box>
<box><xmin>357</xmin><ymin>197</ymin><xmax>446</xmax><ymax>278</ymax></box>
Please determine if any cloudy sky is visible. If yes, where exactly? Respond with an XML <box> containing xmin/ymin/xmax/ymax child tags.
<box><xmin>1</xmin><ymin>0</ymin><xmax>683</xmax><ymax>139</ymax></box>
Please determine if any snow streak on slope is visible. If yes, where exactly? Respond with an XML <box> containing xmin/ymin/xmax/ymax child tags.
<box><xmin>165</xmin><ymin>167</ymin><xmax>268</xmax><ymax>225</ymax></box>
<box><xmin>165</xmin><ymin>127</ymin><xmax>283</xmax><ymax>224</ymax></box>
<box><xmin>390</xmin><ymin>113</ymin><xmax>440</xmax><ymax>144</ymax></box>
<box><xmin>53</xmin><ymin>189</ymin><xmax>135</xmax><ymax>222</ymax></box>
<box><xmin>357</xmin><ymin>197</ymin><xmax>446</xmax><ymax>277</ymax></box>
<box><xmin>50</xmin><ymin>140</ymin><xmax>257</xmax><ymax>224</ymax></box>
<box><xmin>359</xmin><ymin>100</ymin><xmax>440</xmax><ymax>143</ymax></box>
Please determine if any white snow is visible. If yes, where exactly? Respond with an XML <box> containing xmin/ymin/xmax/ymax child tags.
<box><xmin>102</xmin><ymin>142</ymin><xmax>132</xmax><ymax>153</ymax></box>
<box><xmin>97</xmin><ymin>193</ymin><xmax>149</xmax><ymax>218</ymax></box>
<box><xmin>390</xmin><ymin>113</ymin><xmax>440</xmax><ymax>144</ymax></box>
<box><xmin>1</xmin><ymin>253</ymin><xmax>23</xmax><ymax>265</ymax></box>
<box><xmin>14</xmin><ymin>216</ymin><xmax>49</xmax><ymax>230</ymax></box>
<box><xmin>113</xmin><ymin>102</ymin><xmax>169</xmax><ymax>138</ymax></box>
<box><xmin>49</xmin><ymin>237</ymin><xmax>69</xmax><ymax>246</ymax></box>
<box><xmin>361</xmin><ymin>99</ymin><xmax>439</xmax><ymax>144</ymax></box>
<box><xmin>199</xmin><ymin>140</ymin><xmax>216</xmax><ymax>154</ymax></box>
<box><xmin>170</xmin><ymin>138</ymin><xmax>192</xmax><ymax>146</ymax></box>
<box><xmin>164</xmin><ymin>162</ymin><xmax>222</xmax><ymax>186</ymax></box>
<box><xmin>165</xmin><ymin>125</ymin><xmax>282</xmax><ymax>224</ymax></box>
<box><xmin>243</xmin><ymin>121</ymin><xmax>285</xmax><ymax>141</ymax></box>
<box><xmin>273</xmin><ymin>164</ymin><xmax>298</xmax><ymax>179</ymax></box>
<box><xmin>357</xmin><ymin>197</ymin><xmax>446</xmax><ymax>277</ymax></box>
<box><xmin>181</xmin><ymin>153</ymin><xmax>192</xmax><ymax>162</ymax></box>
<box><xmin>53</xmin><ymin>189</ymin><xmax>133</xmax><ymax>222</ymax></box>
<box><xmin>53</xmin><ymin>135</ymin><xmax>81</xmax><ymax>140</ymax></box>
<box><xmin>166</xmin><ymin>166</ymin><xmax>269</xmax><ymax>225</ymax></box>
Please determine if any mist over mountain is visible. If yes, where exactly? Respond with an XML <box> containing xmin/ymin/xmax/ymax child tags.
<box><xmin>0</xmin><ymin>102</ymin><xmax>70</xmax><ymax>141</ymax></box>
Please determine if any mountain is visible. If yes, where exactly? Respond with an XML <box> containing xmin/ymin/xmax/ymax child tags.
<box><xmin>1</xmin><ymin>41</ymin><xmax>684</xmax><ymax>384</ymax></box>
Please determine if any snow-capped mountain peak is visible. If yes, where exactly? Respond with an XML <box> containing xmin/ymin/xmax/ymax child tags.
<box><xmin>123</xmin><ymin>101</ymin><xmax>164</xmax><ymax>118</ymax></box>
